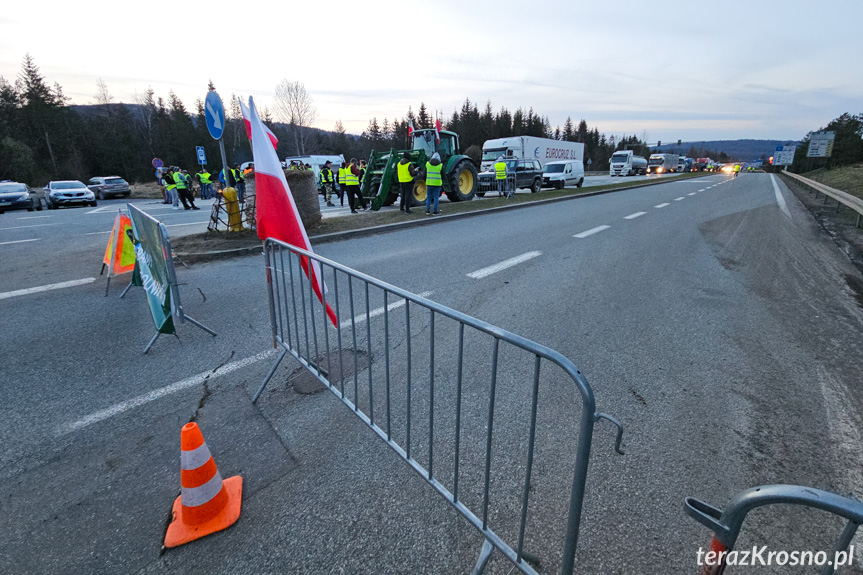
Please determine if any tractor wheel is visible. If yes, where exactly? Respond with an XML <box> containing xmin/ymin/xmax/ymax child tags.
<box><xmin>445</xmin><ymin>159</ymin><xmax>478</xmax><ymax>202</ymax></box>
<box><xmin>411</xmin><ymin>180</ymin><xmax>427</xmax><ymax>207</ymax></box>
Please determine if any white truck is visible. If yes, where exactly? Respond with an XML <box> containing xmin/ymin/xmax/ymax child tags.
<box><xmin>647</xmin><ymin>153</ymin><xmax>679</xmax><ymax>174</ymax></box>
<box><xmin>609</xmin><ymin>150</ymin><xmax>648</xmax><ymax>176</ymax></box>
<box><xmin>480</xmin><ymin>136</ymin><xmax>584</xmax><ymax>173</ymax></box>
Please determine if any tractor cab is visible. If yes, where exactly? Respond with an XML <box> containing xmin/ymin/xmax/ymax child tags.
<box><xmin>411</xmin><ymin>129</ymin><xmax>459</xmax><ymax>158</ymax></box>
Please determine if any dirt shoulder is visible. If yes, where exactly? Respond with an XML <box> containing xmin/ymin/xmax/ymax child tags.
<box><xmin>780</xmin><ymin>172</ymin><xmax>863</xmax><ymax>274</ymax></box>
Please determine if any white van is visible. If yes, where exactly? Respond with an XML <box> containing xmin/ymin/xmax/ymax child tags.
<box><xmin>542</xmin><ymin>160</ymin><xmax>584</xmax><ymax>189</ymax></box>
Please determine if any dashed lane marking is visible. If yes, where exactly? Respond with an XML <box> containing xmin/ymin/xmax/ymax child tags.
<box><xmin>573</xmin><ymin>225</ymin><xmax>611</xmax><ymax>239</ymax></box>
<box><xmin>0</xmin><ymin>223</ymin><xmax>58</xmax><ymax>231</ymax></box>
<box><xmin>0</xmin><ymin>238</ymin><xmax>41</xmax><ymax>246</ymax></box>
<box><xmin>467</xmin><ymin>251</ymin><xmax>543</xmax><ymax>279</ymax></box>
<box><xmin>339</xmin><ymin>291</ymin><xmax>434</xmax><ymax>330</ymax></box>
<box><xmin>623</xmin><ymin>212</ymin><xmax>646</xmax><ymax>220</ymax></box>
<box><xmin>674</xmin><ymin>197</ymin><xmax>685</xmax><ymax>201</ymax></box>
<box><xmin>655</xmin><ymin>203</ymin><xmax>670</xmax><ymax>208</ymax></box>
<box><xmin>0</xmin><ymin>277</ymin><xmax>95</xmax><ymax>300</ymax></box>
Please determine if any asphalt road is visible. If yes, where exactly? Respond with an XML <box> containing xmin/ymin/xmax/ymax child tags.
<box><xmin>2</xmin><ymin>173</ymin><xmax>862</xmax><ymax>574</ymax></box>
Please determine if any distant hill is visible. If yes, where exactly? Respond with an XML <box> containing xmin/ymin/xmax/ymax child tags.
<box><xmin>653</xmin><ymin>139</ymin><xmax>796</xmax><ymax>161</ymax></box>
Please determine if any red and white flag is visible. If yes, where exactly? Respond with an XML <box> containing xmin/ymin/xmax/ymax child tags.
<box><xmin>248</xmin><ymin>96</ymin><xmax>337</xmax><ymax>327</ymax></box>
<box><xmin>434</xmin><ymin>116</ymin><xmax>442</xmax><ymax>143</ymax></box>
<box><xmin>408</xmin><ymin>117</ymin><xmax>415</xmax><ymax>139</ymax></box>
<box><xmin>240</xmin><ymin>99</ymin><xmax>279</xmax><ymax>151</ymax></box>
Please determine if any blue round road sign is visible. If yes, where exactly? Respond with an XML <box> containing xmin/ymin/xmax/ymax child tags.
<box><xmin>204</xmin><ymin>91</ymin><xmax>226</xmax><ymax>141</ymax></box>
<box><xmin>152</xmin><ymin>157</ymin><xmax>164</xmax><ymax>168</ymax></box>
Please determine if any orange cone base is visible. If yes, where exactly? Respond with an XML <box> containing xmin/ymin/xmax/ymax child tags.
<box><xmin>164</xmin><ymin>476</ymin><xmax>243</xmax><ymax>548</ymax></box>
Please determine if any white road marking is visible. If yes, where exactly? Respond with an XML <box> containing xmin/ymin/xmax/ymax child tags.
<box><xmin>688</xmin><ymin>193</ymin><xmax>697</xmax><ymax>196</ymax></box>
<box><xmin>83</xmin><ymin>230</ymin><xmax>112</xmax><ymax>235</ymax></box>
<box><xmin>17</xmin><ymin>215</ymin><xmax>52</xmax><ymax>219</ymax></box>
<box><xmin>86</xmin><ymin>206</ymin><xmax>120</xmax><ymax>214</ymax></box>
<box><xmin>467</xmin><ymin>251</ymin><xmax>543</xmax><ymax>278</ymax></box>
<box><xmin>57</xmin><ymin>349</ymin><xmax>278</xmax><ymax>435</ymax></box>
<box><xmin>0</xmin><ymin>238</ymin><xmax>41</xmax><ymax>246</ymax></box>
<box><xmin>164</xmin><ymin>221</ymin><xmax>210</xmax><ymax>227</ymax></box>
<box><xmin>0</xmin><ymin>223</ymin><xmax>58</xmax><ymax>231</ymax></box>
<box><xmin>655</xmin><ymin>203</ymin><xmax>670</xmax><ymax>208</ymax></box>
<box><xmin>770</xmin><ymin>174</ymin><xmax>792</xmax><ymax>219</ymax></box>
<box><xmin>623</xmin><ymin>212</ymin><xmax>646</xmax><ymax>220</ymax></box>
<box><xmin>698</xmin><ymin>189</ymin><xmax>705</xmax><ymax>192</ymax></box>
<box><xmin>573</xmin><ymin>225</ymin><xmax>611</xmax><ymax>239</ymax></box>
<box><xmin>674</xmin><ymin>197</ymin><xmax>685</xmax><ymax>201</ymax></box>
<box><xmin>339</xmin><ymin>291</ymin><xmax>434</xmax><ymax>330</ymax></box>
<box><xmin>0</xmin><ymin>277</ymin><xmax>95</xmax><ymax>300</ymax></box>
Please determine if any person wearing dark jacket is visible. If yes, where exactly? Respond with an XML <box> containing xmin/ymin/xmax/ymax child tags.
<box><xmin>396</xmin><ymin>151</ymin><xmax>417</xmax><ymax>214</ymax></box>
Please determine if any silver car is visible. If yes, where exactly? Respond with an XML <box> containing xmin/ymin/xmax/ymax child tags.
<box><xmin>87</xmin><ymin>176</ymin><xmax>131</xmax><ymax>200</ymax></box>
<box><xmin>44</xmin><ymin>180</ymin><xmax>97</xmax><ymax>209</ymax></box>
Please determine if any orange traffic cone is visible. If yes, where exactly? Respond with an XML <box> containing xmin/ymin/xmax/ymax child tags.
<box><xmin>164</xmin><ymin>422</ymin><xmax>243</xmax><ymax>548</ymax></box>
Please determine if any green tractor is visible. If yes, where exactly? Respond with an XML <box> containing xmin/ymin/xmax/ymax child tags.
<box><xmin>361</xmin><ymin>129</ymin><xmax>479</xmax><ymax>210</ymax></box>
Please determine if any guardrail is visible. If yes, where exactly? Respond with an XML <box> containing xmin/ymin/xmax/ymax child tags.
<box><xmin>781</xmin><ymin>171</ymin><xmax>863</xmax><ymax>228</ymax></box>
<box><xmin>254</xmin><ymin>238</ymin><xmax>624</xmax><ymax>575</ymax></box>
<box><xmin>686</xmin><ymin>484</ymin><xmax>863</xmax><ymax>575</ymax></box>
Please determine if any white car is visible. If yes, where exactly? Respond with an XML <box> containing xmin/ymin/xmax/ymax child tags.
<box><xmin>44</xmin><ymin>180</ymin><xmax>97</xmax><ymax>209</ymax></box>
<box><xmin>542</xmin><ymin>160</ymin><xmax>584</xmax><ymax>189</ymax></box>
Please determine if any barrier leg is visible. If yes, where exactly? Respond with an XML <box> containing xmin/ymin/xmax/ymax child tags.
<box><xmin>119</xmin><ymin>281</ymin><xmax>133</xmax><ymax>299</ymax></box>
<box><xmin>143</xmin><ymin>331</ymin><xmax>160</xmax><ymax>354</ymax></box>
<box><xmin>470</xmin><ymin>539</ymin><xmax>494</xmax><ymax>575</ymax></box>
<box><xmin>252</xmin><ymin>348</ymin><xmax>288</xmax><ymax>403</ymax></box>
<box><xmin>182</xmin><ymin>313</ymin><xmax>218</xmax><ymax>337</ymax></box>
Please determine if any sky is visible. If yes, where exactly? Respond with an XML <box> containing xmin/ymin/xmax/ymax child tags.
<box><xmin>1</xmin><ymin>0</ymin><xmax>861</xmax><ymax>143</ymax></box>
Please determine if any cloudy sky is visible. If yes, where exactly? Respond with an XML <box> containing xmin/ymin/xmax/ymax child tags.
<box><xmin>1</xmin><ymin>0</ymin><xmax>860</xmax><ymax>142</ymax></box>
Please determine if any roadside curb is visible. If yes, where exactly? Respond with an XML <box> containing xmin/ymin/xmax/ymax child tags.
<box><xmin>309</xmin><ymin>175</ymin><xmax>706</xmax><ymax>245</ymax></box>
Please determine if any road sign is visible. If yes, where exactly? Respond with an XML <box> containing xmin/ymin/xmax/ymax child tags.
<box><xmin>196</xmin><ymin>146</ymin><xmax>207</xmax><ymax>165</ymax></box>
<box><xmin>774</xmin><ymin>145</ymin><xmax>797</xmax><ymax>166</ymax></box>
<box><xmin>152</xmin><ymin>158</ymin><xmax>164</xmax><ymax>169</ymax></box>
<box><xmin>204</xmin><ymin>91</ymin><xmax>226</xmax><ymax>141</ymax></box>
<box><xmin>807</xmin><ymin>131</ymin><xmax>835</xmax><ymax>158</ymax></box>
<box><xmin>587</xmin><ymin>158</ymin><xmax>592</xmax><ymax>166</ymax></box>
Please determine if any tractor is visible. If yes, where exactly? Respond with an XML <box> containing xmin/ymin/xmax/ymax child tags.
<box><xmin>360</xmin><ymin>129</ymin><xmax>479</xmax><ymax>210</ymax></box>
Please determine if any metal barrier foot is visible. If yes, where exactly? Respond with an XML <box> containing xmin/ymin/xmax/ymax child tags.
<box><xmin>470</xmin><ymin>540</ymin><xmax>494</xmax><ymax>575</ymax></box>
<box><xmin>252</xmin><ymin>348</ymin><xmax>287</xmax><ymax>403</ymax></box>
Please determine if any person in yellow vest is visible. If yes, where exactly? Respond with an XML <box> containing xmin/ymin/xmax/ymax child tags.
<box><xmin>164</xmin><ymin>168</ymin><xmax>179</xmax><ymax>208</ymax></box>
<box><xmin>344</xmin><ymin>158</ymin><xmax>362</xmax><ymax>214</ymax></box>
<box><xmin>425</xmin><ymin>153</ymin><xmax>443</xmax><ymax>215</ymax></box>
<box><xmin>196</xmin><ymin>168</ymin><xmax>213</xmax><ymax>199</ymax></box>
<box><xmin>397</xmin><ymin>151</ymin><xmax>417</xmax><ymax>214</ymax></box>
<box><xmin>320</xmin><ymin>160</ymin><xmax>335</xmax><ymax>207</ymax></box>
<box><xmin>733</xmin><ymin>164</ymin><xmax>741</xmax><ymax>178</ymax></box>
<box><xmin>337</xmin><ymin>161</ymin><xmax>347</xmax><ymax>207</ymax></box>
<box><xmin>173</xmin><ymin>168</ymin><xmax>199</xmax><ymax>210</ymax></box>
<box><xmin>494</xmin><ymin>155</ymin><xmax>508</xmax><ymax>197</ymax></box>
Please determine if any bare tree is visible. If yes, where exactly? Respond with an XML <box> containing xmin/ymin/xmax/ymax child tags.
<box><xmin>93</xmin><ymin>78</ymin><xmax>114</xmax><ymax>109</ymax></box>
<box><xmin>132</xmin><ymin>88</ymin><xmax>157</xmax><ymax>156</ymax></box>
<box><xmin>273</xmin><ymin>79</ymin><xmax>317</xmax><ymax>155</ymax></box>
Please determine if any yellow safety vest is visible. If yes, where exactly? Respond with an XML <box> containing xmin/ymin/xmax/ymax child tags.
<box><xmin>173</xmin><ymin>172</ymin><xmax>187</xmax><ymax>189</ymax></box>
<box><xmin>494</xmin><ymin>161</ymin><xmax>506</xmax><ymax>180</ymax></box>
<box><xmin>344</xmin><ymin>166</ymin><xmax>359</xmax><ymax>186</ymax></box>
<box><xmin>321</xmin><ymin>167</ymin><xmax>333</xmax><ymax>183</ymax></box>
<box><xmin>425</xmin><ymin>162</ymin><xmax>442</xmax><ymax>187</ymax></box>
<box><xmin>164</xmin><ymin>175</ymin><xmax>176</xmax><ymax>190</ymax></box>
<box><xmin>199</xmin><ymin>172</ymin><xmax>211</xmax><ymax>184</ymax></box>
<box><xmin>397</xmin><ymin>161</ymin><xmax>413</xmax><ymax>183</ymax></box>
<box><xmin>338</xmin><ymin>166</ymin><xmax>346</xmax><ymax>183</ymax></box>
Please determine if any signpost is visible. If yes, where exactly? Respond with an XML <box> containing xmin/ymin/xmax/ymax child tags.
<box><xmin>774</xmin><ymin>144</ymin><xmax>797</xmax><ymax>167</ymax></box>
<box><xmin>807</xmin><ymin>131</ymin><xmax>835</xmax><ymax>158</ymax></box>
<box><xmin>152</xmin><ymin>157</ymin><xmax>164</xmax><ymax>169</ymax></box>
<box><xmin>196</xmin><ymin>146</ymin><xmax>207</xmax><ymax>166</ymax></box>
<box><xmin>205</xmin><ymin>91</ymin><xmax>230</xmax><ymax>187</ymax></box>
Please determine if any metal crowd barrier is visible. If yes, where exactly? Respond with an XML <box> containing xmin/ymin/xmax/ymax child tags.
<box><xmin>686</xmin><ymin>485</ymin><xmax>863</xmax><ymax>575</ymax></box>
<box><xmin>254</xmin><ymin>238</ymin><xmax>624</xmax><ymax>575</ymax></box>
<box><xmin>477</xmin><ymin>173</ymin><xmax>518</xmax><ymax>197</ymax></box>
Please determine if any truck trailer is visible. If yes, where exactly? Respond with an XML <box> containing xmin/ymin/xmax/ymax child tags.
<box><xmin>480</xmin><ymin>136</ymin><xmax>584</xmax><ymax>173</ymax></box>
<box><xmin>647</xmin><ymin>153</ymin><xmax>679</xmax><ymax>174</ymax></box>
<box><xmin>609</xmin><ymin>150</ymin><xmax>648</xmax><ymax>176</ymax></box>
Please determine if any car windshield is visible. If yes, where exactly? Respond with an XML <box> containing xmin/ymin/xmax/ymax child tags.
<box><xmin>611</xmin><ymin>154</ymin><xmax>630</xmax><ymax>163</ymax></box>
<box><xmin>483</xmin><ymin>149</ymin><xmax>506</xmax><ymax>161</ymax></box>
<box><xmin>544</xmin><ymin>164</ymin><xmax>565</xmax><ymax>173</ymax></box>
<box><xmin>54</xmin><ymin>181</ymin><xmax>87</xmax><ymax>190</ymax></box>
<box><xmin>648</xmin><ymin>158</ymin><xmax>663</xmax><ymax>165</ymax></box>
<box><xmin>105</xmin><ymin>178</ymin><xmax>127</xmax><ymax>185</ymax></box>
<box><xmin>0</xmin><ymin>183</ymin><xmax>27</xmax><ymax>193</ymax></box>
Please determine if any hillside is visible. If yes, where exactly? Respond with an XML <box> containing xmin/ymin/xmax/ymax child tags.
<box><xmin>802</xmin><ymin>164</ymin><xmax>863</xmax><ymax>199</ymax></box>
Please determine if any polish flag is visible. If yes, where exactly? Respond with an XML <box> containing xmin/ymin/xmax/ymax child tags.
<box><xmin>408</xmin><ymin>117</ymin><xmax>415</xmax><ymax>139</ymax></box>
<box><xmin>239</xmin><ymin>99</ymin><xmax>279</xmax><ymax>151</ymax></box>
<box><xmin>248</xmin><ymin>96</ymin><xmax>337</xmax><ymax>327</ymax></box>
<box><xmin>434</xmin><ymin>116</ymin><xmax>442</xmax><ymax>143</ymax></box>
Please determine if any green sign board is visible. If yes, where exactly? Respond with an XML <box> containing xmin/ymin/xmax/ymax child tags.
<box><xmin>129</xmin><ymin>206</ymin><xmax>175</xmax><ymax>335</ymax></box>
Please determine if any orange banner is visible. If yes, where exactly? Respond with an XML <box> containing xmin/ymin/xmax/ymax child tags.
<box><xmin>103</xmin><ymin>214</ymin><xmax>136</xmax><ymax>276</ymax></box>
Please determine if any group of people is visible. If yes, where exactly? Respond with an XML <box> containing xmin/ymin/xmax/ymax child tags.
<box><xmin>396</xmin><ymin>151</ymin><xmax>443</xmax><ymax>215</ymax></box>
<box><xmin>156</xmin><ymin>164</ymin><xmax>252</xmax><ymax>209</ymax></box>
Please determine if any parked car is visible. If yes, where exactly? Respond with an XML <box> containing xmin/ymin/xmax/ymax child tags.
<box><xmin>477</xmin><ymin>158</ymin><xmax>544</xmax><ymax>195</ymax></box>
<box><xmin>44</xmin><ymin>180</ymin><xmax>96</xmax><ymax>209</ymax></box>
<box><xmin>0</xmin><ymin>181</ymin><xmax>43</xmax><ymax>213</ymax></box>
<box><xmin>542</xmin><ymin>160</ymin><xmax>585</xmax><ymax>189</ymax></box>
<box><xmin>87</xmin><ymin>176</ymin><xmax>131</xmax><ymax>199</ymax></box>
